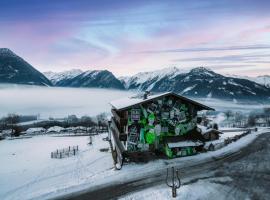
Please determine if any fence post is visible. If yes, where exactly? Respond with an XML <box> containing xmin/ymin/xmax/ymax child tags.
<box><xmin>60</xmin><ymin>152</ymin><xmax>62</xmax><ymax>159</ymax></box>
<box><xmin>73</xmin><ymin>149</ymin><xmax>76</xmax><ymax>155</ymax></box>
<box><xmin>51</xmin><ymin>152</ymin><xmax>53</xmax><ymax>158</ymax></box>
<box><xmin>69</xmin><ymin>146</ymin><xmax>70</xmax><ymax>151</ymax></box>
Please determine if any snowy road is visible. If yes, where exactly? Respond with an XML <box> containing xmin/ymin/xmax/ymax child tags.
<box><xmin>58</xmin><ymin>131</ymin><xmax>270</xmax><ymax>200</ymax></box>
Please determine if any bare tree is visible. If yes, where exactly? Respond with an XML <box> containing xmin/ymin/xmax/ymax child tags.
<box><xmin>248</xmin><ymin>113</ymin><xmax>256</xmax><ymax>127</ymax></box>
<box><xmin>4</xmin><ymin>114</ymin><xmax>20</xmax><ymax>136</ymax></box>
<box><xmin>263</xmin><ymin>107</ymin><xmax>270</xmax><ymax>126</ymax></box>
<box><xmin>225</xmin><ymin>110</ymin><xmax>233</xmax><ymax>120</ymax></box>
<box><xmin>96</xmin><ymin>113</ymin><xmax>108</xmax><ymax>128</ymax></box>
<box><xmin>80</xmin><ymin>115</ymin><xmax>96</xmax><ymax>127</ymax></box>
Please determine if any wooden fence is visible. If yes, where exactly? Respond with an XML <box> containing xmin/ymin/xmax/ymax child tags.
<box><xmin>51</xmin><ymin>145</ymin><xmax>79</xmax><ymax>159</ymax></box>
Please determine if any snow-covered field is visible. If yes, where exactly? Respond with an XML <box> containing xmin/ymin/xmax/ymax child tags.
<box><xmin>0</xmin><ymin>134</ymin><xmax>113</xmax><ymax>200</ymax></box>
<box><xmin>0</xmin><ymin>129</ymin><xmax>269</xmax><ymax>200</ymax></box>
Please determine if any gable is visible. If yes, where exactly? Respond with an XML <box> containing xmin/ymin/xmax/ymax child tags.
<box><xmin>110</xmin><ymin>92</ymin><xmax>214</xmax><ymax>112</ymax></box>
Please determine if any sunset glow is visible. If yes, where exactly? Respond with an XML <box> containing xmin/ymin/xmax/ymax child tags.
<box><xmin>0</xmin><ymin>0</ymin><xmax>269</xmax><ymax>76</ymax></box>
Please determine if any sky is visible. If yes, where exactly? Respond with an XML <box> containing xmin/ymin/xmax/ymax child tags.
<box><xmin>0</xmin><ymin>0</ymin><xmax>270</xmax><ymax>77</ymax></box>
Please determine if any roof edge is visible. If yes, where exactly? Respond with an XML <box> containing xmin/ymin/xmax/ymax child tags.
<box><xmin>111</xmin><ymin>91</ymin><xmax>215</xmax><ymax>111</ymax></box>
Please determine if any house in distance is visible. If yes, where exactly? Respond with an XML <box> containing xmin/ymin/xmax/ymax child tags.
<box><xmin>109</xmin><ymin>91</ymin><xmax>214</xmax><ymax>166</ymax></box>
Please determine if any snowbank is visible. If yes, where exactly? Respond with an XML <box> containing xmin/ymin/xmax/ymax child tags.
<box><xmin>120</xmin><ymin>177</ymin><xmax>242</xmax><ymax>200</ymax></box>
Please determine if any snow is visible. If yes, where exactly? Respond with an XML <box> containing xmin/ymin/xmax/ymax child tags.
<box><xmin>253</xmin><ymin>75</ymin><xmax>270</xmax><ymax>88</ymax></box>
<box><xmin>25</xmin><ymin>127</ymin><xmax>45</xmax><ymax>135</ymax></box>
<box><xmin>181</xmin><ymin>85</ymin><xmax>196</xmax><ymax>94</ymax></box>
<box><xmin>110</xmin><ymin>92</ymin><xmax>171</xmax><ymax>110</ymax></box>
<box><xmin>82</xmin><ymin>70</ymin><xmax>102</xmax><ymax>78</ymax></box>
<box><xmin>227</xmin><ymin>74</ymin><xmax>270</xmax><ymax>88</ymax></box>
<box><xmin>0</xmin><ymin>128</ymin><xmax>268</xmax><ymax>200</ymax></box>
<box><xmin>197</xmin><ymin>125</ymin><xmax>209</xmax><ymax>134</ymax></box>
<box><xmin>120</xmin><ymin>129</ymin><xmax>270</xmax><ymax>200</ymax></box>
<box><xmin>167</xmin><ymin>141</ymin><xmax>203</xmax><ymax>148</ymax></box>
<box><xmin>46</xmin><ymin>126</ymin><xmax>65</xmax><ymax>133</ymax></box>
<box><xmin>219</xmin><ymin>131</ymin><xmax>247</xmax><ymax>139</ymax></box>
<box><xmin>120</xmin><ymin>177</ymin><xmax>236</xmax><ymax>200</ymax></box>
<box><xmin>228</xmin><ymin>79</ymin><xmax>242</xmax><ymax>87</ymax></box>
<box><xmin>110</xmin><ymin>92</ymin><xmax>213</xmax><ymax>111</ymax></box>
<box><xmin>43</xmin><ymin>69</ymin><xmax>82</xmax><ymax>85</ymax></box>
<box><xmin>120</xmin><ymin>67</ymin><xmax>189</xmax><ymax>90</ymax></box>
<box><xmin>0</xmin><ymin>134</ymin><xmax>112</xmax><ymax>200</ymax></box>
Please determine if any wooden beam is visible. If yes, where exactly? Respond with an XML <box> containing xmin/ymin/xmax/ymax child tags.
<box><xmin>111</xmin><ymin>125</ymin><xmax>125</xmax><ymax>154</ymax></box>
<box><xmin>111</xmin><ymin>118</ymin><xmax>121</xmax><ymax>137</ymax></box>
<box><xmin>111</xmin><ymin>109</ymin><xmax>121</xmax><ymax>124</ymax></box>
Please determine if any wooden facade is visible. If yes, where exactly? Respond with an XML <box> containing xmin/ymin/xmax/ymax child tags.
<box><xmin>109</xmin><ymin>92</ymin><xmax>214</xmax><ymax>165</ymax></box>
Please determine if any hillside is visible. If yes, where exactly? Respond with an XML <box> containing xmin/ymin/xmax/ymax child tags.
<box><xmin>0</xmin><ymin>48</ymin><xmax>52</xmax><ymax>86</ymax></box>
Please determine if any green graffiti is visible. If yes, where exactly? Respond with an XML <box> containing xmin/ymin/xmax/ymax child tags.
<box><xmin>165</xmin><ymin>145</ymin><xmax>173</xmax><ymax>158</ymax></box>
<box><xmin>145</xmin><ymin>130</ymin><xmax>156</xmax><ymax>144</ymax></box>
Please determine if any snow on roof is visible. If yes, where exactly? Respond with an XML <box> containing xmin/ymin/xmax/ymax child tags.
<box><xmin>110</xmin><ymin>92</ymin><xmax>214</xmax><ymax>111</ymax></box>
<box><xmin>167</xmin><ymin>141</ymin><xmax>203</xmax><ymax>148</ymax></box>
<box><xmin>110</xmin><ymin>92</ymin><xmax>170</xmax><ymax>110</ymax></box>
<box><xmin>47</xmin><ymin>126</ymin><xmax>65</xmax><ymax>132</ymax></box>
<box><xmin>26</xmin><ymin>128</ymin><xmax>45</xmax><ymax>134</ymax></box>
<box><xmin>197</xmin><ymin>125</ymin><xmax>208</xmax><ymax>134</ymax></box>
<box><xmin>198</xmin><ymin>125</ymin><xmax>223</xmax><ymax>135</ymax></box>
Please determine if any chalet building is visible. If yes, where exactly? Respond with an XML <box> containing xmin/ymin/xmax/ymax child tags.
<box><xmin>109</xmin><ymin>92</ymin><xmax>214</xmax><ymax>165</ymax></box>
<box><xmin>202</xmin><ymin>129</ymin><xmax>223</xmax><ymax>141</ymax></box>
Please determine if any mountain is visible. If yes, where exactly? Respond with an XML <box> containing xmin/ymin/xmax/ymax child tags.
<box><xmin>119</xmin><ymin>67</ymin><xmax>188</xmax><ymax>90</ymax></box>
<box><xmin>57</xmin><ymin>70</ymin><xmax>125</xmax><ymax>89</ymax></box>
<box><xmin>227</xmin><ymin>74</ymin><xmax>270</xmax><ymax>88</ymax></box>
<box><xmin>253</xmin><ymin>75</ymin><xmax>270</xmax><ymax>88</ymax></box>
<box><xmin>0</xmin><ymin>48</ymin><xmax>52</xmax><ymax>86</ymax></box>
<box><xmin>43</xmin><ymin>69</ymin><xmax>83</xmax><ymax>86</ymax></box>
<box><xmin>121</xmin><ymin>67</ymin><xmax>270</xmax><ymax>102</ymax></box>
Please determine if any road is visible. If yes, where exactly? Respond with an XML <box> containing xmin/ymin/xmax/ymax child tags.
<box><xmin>55</xmin><ymin>132</ymin><xmax>270</xmax><ymax>200</ymax></box>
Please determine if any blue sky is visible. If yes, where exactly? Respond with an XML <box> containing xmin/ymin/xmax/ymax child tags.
<box><xmin>0</xmin><ymin>0</ymin><xmax>269</xmax><ymax>76</ymax></box>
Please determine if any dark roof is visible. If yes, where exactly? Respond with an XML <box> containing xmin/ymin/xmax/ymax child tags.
<box><xmin>110</xmin><ymin>91</ymin><xmax>215</xmax><ymax>111</ymax></box>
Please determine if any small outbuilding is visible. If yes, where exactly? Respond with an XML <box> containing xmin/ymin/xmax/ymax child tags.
<box><xmin>109</xmin><ymin>92</ymin><xmax>214</xmax><ymax>165</ymax></box>
<box><xmin>26</xmin><ymin>127</ymin><xmax>46</xmax><ymax>135</ymax></box>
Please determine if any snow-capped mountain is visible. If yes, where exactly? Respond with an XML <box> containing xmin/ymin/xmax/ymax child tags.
<box><xmin>227</xmin><ymin>74</ymin><xmax>270</xmax><ymax>88</ymax></box>
<box><xmin>0</xmin><ymin>48</ymin><xmax>52</xmax><ymax>86</ymax></box>
<box><xmin>58</xmin><ymin>70</ymin><xmax>125</xmax><ymax>89</ymax></box>
<box><xmin>1</xmin><ymin>48</ymin><xmax>268</xmax><ymax>102</ymax></box>
<box><xmin>43</xmin><ymin>69</ymin><xmax>83</xmax><ymax>86</ymax></box>
<box><xmin>119</xmin><ymin>67</ymin><xmax>188</xmax><ymax>90</ymax></box>
<box><xmin>121</xmin><ymin>67</ymin><xmax>270</xmax><ymax>102</ymax></box>
<box><xmin>253</xmin><ymin>75</ymin><xmax>270</xmax><ymax>88</ymax></box>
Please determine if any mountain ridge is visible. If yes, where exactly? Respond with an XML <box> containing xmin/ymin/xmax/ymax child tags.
<box><xmin>0</xmin><ymin>48</ymin><xmax>52</xmax><ymax>86</ymax></box>
<box><xmin>1</xmin><ymin>48</ymin><xmax>269</xmax><ymax>102</ymax></box>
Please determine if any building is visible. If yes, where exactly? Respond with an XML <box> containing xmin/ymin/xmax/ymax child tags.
<box><xmin>201</xmin><ymin>129</ymin><xmax>223</xmax><ymax>141</ymax></box>
<box><xmin>25</xmin><ymin>127</ymin><xmax>46</xmax><ymax>135</ymax></box>
<box><xmin>109</xmin><ymin>92</ymin><xmax>214</xmax><ymax>165</ymax></box>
